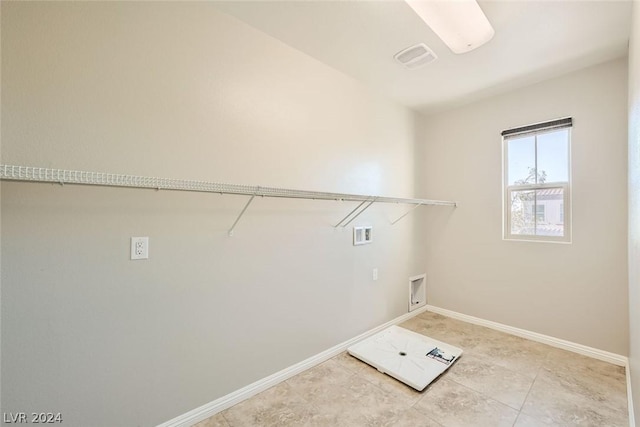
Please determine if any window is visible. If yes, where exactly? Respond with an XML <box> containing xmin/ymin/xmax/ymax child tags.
<box><xmin>503</xmin><ymin>118</ymin><xmax>571</xmax><ymax>242</ymax></box>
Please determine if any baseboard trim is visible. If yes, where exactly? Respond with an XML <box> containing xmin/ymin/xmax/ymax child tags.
<box><xmin>159</xmin><ymin>304</ymin><xmax>631</xmax><ymax>427</ymax></box>
<box><xmin>425</xmin><ymin>305</ymin><xmax>627</xmax><ymax>366</ymax></box>
<box><xmin>628</xmin><ymin>359</ymin><xmax>636</xmax><ymax>427</ymax></box>
<box><xmin>156</xmin><ymin>306</ymin><xmax>429</xmax><ymax>427</ymax></box>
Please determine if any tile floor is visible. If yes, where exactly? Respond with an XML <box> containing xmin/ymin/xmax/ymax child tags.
<box><xmin>193</xmin><ymin>311</ymin><xmax>629</xmax><ymax>427</ymax></box>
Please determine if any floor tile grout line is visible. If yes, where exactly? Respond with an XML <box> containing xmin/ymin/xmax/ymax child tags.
<box><xmin>442</xmin><ymin>376</ymin><xmax>519</xmax><ymax>410</ymax></box>
<box><xmin>284</xmin><ymin>364</ymin><xmax>357</xmax><ymax>411</ymax></box>
<box><xmin>446</xmin><ymin>348</ymin><xmax>541</xmax><ymax>412</ymax></box>
<box><xmin>446</xmin><ymin>373</ymin><xmax>526</xmax><ymax>414</ymax></box>
<box><xmin>408</xmin><ymin>376</ymin><xmax>434</xmax><ymax>410</ymax></box>
<box><xmin>211</xmin><ymin>314</ymin><xmax>628</xmax><ymax>427</ymax></box>
<box><xmin>283</xmin><ymin>378</ymin><xmax>339</xmax><ymax>423</ymax></box>
<box><xmin>513</xmin><ymin>355</ymin><xmax>547</xmax><ymax>426</ymax></box>
<box><xmin>220</xmin><ymin>411</ymin><xmax>233</xmax><ymax>427</ymax></box>
<box><xmin>407</xmin><ymin>316</ymin><xmax>536</xmax><ymax>415</ymax></box>
<box><xmin>289</xmin><ymin>358</ymin><xmax>422</xmax><ymax>426</ymax></box>
<box><xmin>351</xmin><ymin>364</ymin><xmax>422</xmax><ymax>410</ymax></box>
<box><xmin>292</xmin><ymin>358</ymin><xmax>428</xmax><ymax>424</ymax></box>
<box><xmin>416</xmin><ymin>315</ymin><xmax>552</xmax><ymax>424</ymax></box>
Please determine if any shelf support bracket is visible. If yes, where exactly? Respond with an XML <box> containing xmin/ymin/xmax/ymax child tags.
<box><xmin>228</xmin><ymin>193</ymin><xmax>256</xmax><ymax>236</ymax></box>
<box><xmin>334</xmin><ymin>199</ymin><xmax>369</xmax><ymax>228</ymax></box>
<box><xmin>343</xmin><ymin>198</ymin><xmax>377</xmax><ymax>227</ymax></box>
<box><xmin>337</xmin><ymin>197</ymin><xmax>378</xmax><ymax>228</ymax></box>
<box><xmin>391</xmin><ymin>202</ymin><xmax>424</xmax><ymax>225</ymax></box>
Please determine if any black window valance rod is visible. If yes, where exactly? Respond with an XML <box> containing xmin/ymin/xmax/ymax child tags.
<box><xmin>501</xmin><ymin>117</ymin><xmax>572</xmax><ymax>138</ymax></box>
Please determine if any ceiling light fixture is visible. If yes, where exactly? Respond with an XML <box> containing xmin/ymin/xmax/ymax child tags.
<box><xmin>404</xmin><ymin>0</ymin><xmax>495</xmax><ymax>54</ymax></box>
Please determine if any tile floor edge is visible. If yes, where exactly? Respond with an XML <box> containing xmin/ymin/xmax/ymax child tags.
<box><xmin>155</xmin><ymin>306</ymin><xmax>430</xmax><ymax>427</ymax></box>
<box><xmin>424</xmin><ymin>304</ymin><xmax>627</xmax><ymax>366</ymax></box>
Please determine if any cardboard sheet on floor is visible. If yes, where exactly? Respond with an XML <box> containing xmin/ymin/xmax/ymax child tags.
<box><xmin>347</xmin><ymin>325</ymin><xmax>462</xmax><ymax>391</ymax></box>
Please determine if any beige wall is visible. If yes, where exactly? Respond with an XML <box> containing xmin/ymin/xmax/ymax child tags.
<box><xmin>0</xmin><ymin>3</ymin><xmax>428</xmax><ymax>425</ymax></box>
<box><xmin>417</xmin><ymin>58</ymin><xmax>629</xmax><ymax>355</ymax></box>
<box><xmin>629</xmin><ymin>0</ymin><xmax>640</xmax><ymax>419</ymax></box>
<box><xmin>2</xmin><ymin>2</ymin><xmax>634</xmax><ymax>426</ymax></box>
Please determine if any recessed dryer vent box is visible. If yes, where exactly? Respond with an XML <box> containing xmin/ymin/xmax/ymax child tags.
<box><xmin>409</xmin><ymin>274</ymin><xmax>427</xmax><ymax>312</ymax></box>
<box><xmin>353</xmin><ymin>226</ymin><xmax>373</xmax><ymax>246</ymax></box>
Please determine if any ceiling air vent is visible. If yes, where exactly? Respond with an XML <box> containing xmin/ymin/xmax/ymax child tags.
<box><xmin>393</xmin><ymin>43</ymin><xmax>437</xmax><ymax>69</ymax></box>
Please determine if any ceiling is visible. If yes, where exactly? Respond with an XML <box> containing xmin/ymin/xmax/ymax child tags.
<box><xmin>214</xmin><ymin>0</ymin><xmax>632</xmax><ymax>115</ymax></box>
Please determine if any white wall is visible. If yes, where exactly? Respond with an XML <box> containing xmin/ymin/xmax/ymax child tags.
<box><xmin>628</xmin><ymin>0</ymin><xmax>640</xmax><ymax>419</ymax></box>
<box><xmin>417</xmin><ymin>58</ymin><xmax>629</xmax><ymax>355</ymax></box>
<box><xmin>0</xmin><ymin>3</ymin><xmax>428</xmax><ymax>425</ymax></box>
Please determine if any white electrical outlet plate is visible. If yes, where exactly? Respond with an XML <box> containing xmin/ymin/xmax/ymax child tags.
<box><xmin>130</xmin><ymin>237</ymin><xmax>149</xmax><ymax>260</ymax></box>
<box><xmin>373</xmin><ymin>268</ymin><xmax>378</xmax><ymax>281</ymax></box>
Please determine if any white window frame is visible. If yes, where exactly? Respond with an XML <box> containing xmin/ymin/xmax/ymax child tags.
<box><xmin>502</xmin><ymin>120</ymin><xmax>572</xmax><ymax>243</ymax></box>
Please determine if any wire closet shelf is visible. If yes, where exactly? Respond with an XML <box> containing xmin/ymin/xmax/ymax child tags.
<box><xmin>0</xmin><ymin>165</ymin><xmax>457</xmax><ymax>233</ymax></box>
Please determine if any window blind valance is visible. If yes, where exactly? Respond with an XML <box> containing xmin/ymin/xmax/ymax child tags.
<box><xmin>501</xmin><ymin>117</ymin><xmax>572</xmax><ymax>138</ymax></box>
